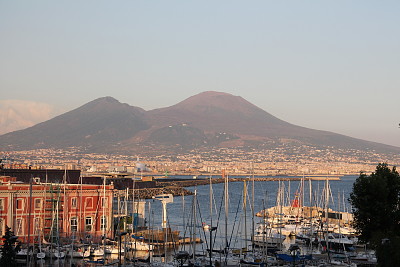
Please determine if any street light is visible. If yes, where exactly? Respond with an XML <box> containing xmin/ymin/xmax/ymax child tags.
<box><xmin>118</xmin><ymin>231</ymin><xmax>128</xmax><ymax>267</ymax></box>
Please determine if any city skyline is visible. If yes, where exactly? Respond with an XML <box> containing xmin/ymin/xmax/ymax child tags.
<box><xmin>1</xmin><ymin>1</ymin><xmax>399</xmax><ymax>147</ymax></box>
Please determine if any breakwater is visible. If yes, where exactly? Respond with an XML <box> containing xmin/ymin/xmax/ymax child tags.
<box><xmin>130</xmin><ymin>186</ymin><xmax>194</xmax><ymax>199</ymax></box>
<box><xmin>155</xmin><ymin>175</ymin><xmax>340</xmax><ymax>187</ymax></box>
<box><xmin>125</xmin><ymin>176</ymin><xmax>340</xmax><ymax>199</ymax></box>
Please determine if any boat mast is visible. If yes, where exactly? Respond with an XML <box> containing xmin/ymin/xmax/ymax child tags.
<box><xmin>182</xmin><ymin>190</ymin><xmax>186</xmax><ymax>252</ymax></box>
<box><xmin>324</xmin><ymin>177</ymin><xmax>331</xmax><ymax>262</ymax></box>
<box><xmin>224</xmin><ymin>170</ymin><xmax>229</xmax><ymax>253</ymax></box>
<box><xmin>209</xmin><ymin>175</ymin><xmax>214</xmax><ymax>264</ymax></box>
<box><xmin>301</xmin><ymin>174</ymin><xmax>305</xmax><ymax>216</ymax></box>
<box><xmin>209</xmin><ymin>176</ymin><xmax>213</xmax><ymax>233</ymax></box>
<box><xmin>279</xmin><ymin>180</ymin><xmax>283</xmax><ymax>251</ymax></box>
<box><xmin>133</xmin><ymin>162</ymin><xmax>138</xmax><ymax>240</ymax></box>
<box><xmin>125</xmin><ymin>188</ymin><xmax>128</xmax><ymax>232</ymax></box>
<box><xmin>243</xmin><ymin>180</ymin><xmax>247</xmax><ymax>252</ymax></box>
<box><xmin>192</xmin><ymin>189</ymin><xmax>197</xmax><ymax>262</ymax></box>
<box><xmin>309</xmin><ymin>177</ymin><xmax>312</xmax><ymax>207</ymax></box>
<box><xmin>26</xmin><ymin>177</ymin><xmax>33</xmax><ymax>265</ymax></box>
<box><xmin>251</xmin><ymin>163</ymin><xmax>255</xmax><ymax>254</ymax></box>
<box><xmin>103</xmin><ymin>176</ymin><xmax>106</xmax><ymax>262</ymax></box>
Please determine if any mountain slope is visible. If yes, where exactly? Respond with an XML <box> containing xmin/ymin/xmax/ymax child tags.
<box><xmin>147</xmin><ymin>91</ymin><xmax>399</xmax><ymax>153</ymax></box>
<box><xmin>0</xmin><ymin>92</ymin><xmax>399</xmax><ymax>154</ymax></box>
<box><xmin>147</xmin><ymin>91</ymin><xmax>291</xmax><ymax>136</ymax></box>
<box><xmin>0</xmin><ymin>97</ymin><xmax>149</xmax><ymax>149</ymax></box>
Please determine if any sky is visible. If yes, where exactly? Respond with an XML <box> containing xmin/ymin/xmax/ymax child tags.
<box><xmin>1</xmin><ymin>1</ymin><xmax>399</xmax><ymax>147</ymax></box>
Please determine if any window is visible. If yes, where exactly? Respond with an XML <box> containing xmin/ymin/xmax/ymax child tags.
<box><xmin>34</xmin><ymin>198</ymin><xmax>42</xmax><ymax>209</ymax></box>
<box><xmin>85</xmin><ymin>198</ymin><xmax>93</xmax><ymax>209</ymax></box>
<box><xmin>71</xmin><ymin>197</ymin><xmax>77</xmax><ymax>208</ymax></box>
<box><xmin>71</xmin><ymin>217</ymin><xmax>78</xmax><ymax>232</ymax></box>
<box><xmin>16</xmin><ymin>218</ymin><xmax>23</xmax><ymax>236</ymax></box>
<box><xmin>100</xmin><ymin>216</ymin><xmax>107</xmax><ymax>231</ymax></box>
<box><xmin>0</xmin><ymin>199</ymin><xmax>4</xmax><ymax>211</ymax></box>
<box><xmin>85</xmin><ymin>217</ymin><xmax>92</xmax><ymax>232</ymax></box>
<box><xmin>16</xmin><ymin>199</ymin><xmax>24</xmax><ymax>210</ymax></box>
<box><xmin>34</xmin><ymin>217</ymin><xmax>41</xmax><ymax>235</ymax></box>
<box><xmin>101</xmin><ymin>197</ymin><xmax>108</xmax><ymax>208</ymax></box>
<box><xmin>0</xmin><ymin>218</ymin><xmax>3</xmax><ymax>236</ymax></box>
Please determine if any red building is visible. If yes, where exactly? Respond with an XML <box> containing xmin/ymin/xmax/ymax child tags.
<box><xmin>0</xmin><ymin>176</ymin><xmax>114</xmax><ymax>244</ymax></box>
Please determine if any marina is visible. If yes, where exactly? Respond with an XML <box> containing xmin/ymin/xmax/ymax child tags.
<box><xmin>1</xmin><ymin>2</ymin><xmax>399</xmax><ymax>265</ymax></box>
<box><xmin>0</xmin><ymin>173</ymin><xmax>377</xmax><ymax>266</ymax></box>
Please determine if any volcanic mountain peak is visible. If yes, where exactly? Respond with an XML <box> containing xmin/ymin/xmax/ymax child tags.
<box><xmin>0</xmin><ymin>96</ymin><xmax>149</xmax><ymax>150</ymax></box>
<box><xmin>92</xmin><ymin>96</ymin><xmax>120</xmax><ymax>103</ymax></box>
<box><xmin>147</xmin><ymin>91</ymin><xmax>289</xmax><ymax>135</ymax></box>
<box><xmin>168</xmin><ymin>91</ymin><xmax>262</xmax><ymax>115</ymax></box>
<box><xmin>75</xmin><ymin>96</ymin><xmax>143</xmax><ymax>112</ymax></box>
<box><xmin>1</xmin><ymin>91</ymin><xmax>399</xmax><ymax>154</ymax></box>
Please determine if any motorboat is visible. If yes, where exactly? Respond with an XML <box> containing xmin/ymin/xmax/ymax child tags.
<box><xmin>320</xmin><ymin>233</ymin><xmax>355</xmax><ymax>252</ymax></box>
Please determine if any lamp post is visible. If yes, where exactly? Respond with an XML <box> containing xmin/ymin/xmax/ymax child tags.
<box><xmin>118</xmin><ymin>231</ymin><xmax>128</xmax><ymax>267</ymax></box>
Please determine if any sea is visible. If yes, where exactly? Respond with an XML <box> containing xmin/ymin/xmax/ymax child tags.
<box><xmin>29</xmin><ymin>175</ymin><xmax>359</xmax><ymax>266</ymax></box>
<box><xmin>146</xmin><ymin>175</ymin><xmax>358</xmax><ymax>254</ymax></box>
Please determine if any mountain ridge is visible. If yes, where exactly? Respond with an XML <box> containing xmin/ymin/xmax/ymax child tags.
<box><xmin>1</xmin><ymin>91</ymin><xmax>399</xmax><ymax>155</ymax></box>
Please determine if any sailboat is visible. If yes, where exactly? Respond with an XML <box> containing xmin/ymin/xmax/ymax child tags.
<box><xmin>252</xmin><ymin>181</ymin><xmax>286</xmax><ymax>249</ymax></box>
<box><xmin>66</xmin><ymin>244</ymin><xmax>91</xmax><ymax>258</ymax></box>
<box><xmin>218</xmin><ymin>171</ymin><xmax>241</xmax><ymax>266</ymax></box>
<box><xmin>253</xmin><ymin>219</ymin><xmax>286</xmax><ymax>248</ymax></box>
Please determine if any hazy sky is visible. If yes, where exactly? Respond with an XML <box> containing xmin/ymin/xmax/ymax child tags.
<box><xmin>1</xmin><ymin>1</ymin><xmax>399</xmax><ymax>147</ymax></box>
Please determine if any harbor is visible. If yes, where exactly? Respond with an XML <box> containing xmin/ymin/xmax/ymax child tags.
<box><xmin>0</xmin><ymin>171</ymin><xmax>377</xmax><ymax>266</ymax></box>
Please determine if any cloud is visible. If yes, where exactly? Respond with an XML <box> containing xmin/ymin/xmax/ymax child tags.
<box><xmin>0</xmin><ymin>100</ymin><xmax>56</xmax><ymax>135</ymax></box>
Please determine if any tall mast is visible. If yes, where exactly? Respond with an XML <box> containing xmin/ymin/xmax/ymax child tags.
<box><xmin>209</xmin><ymin>176</ymin><xmax>213</xmax><ymax>229</ymax></box>
<box><xmin>182</xmin><ymin>189</ymin><xmax>185</xmax><ymax>251</ymax></box>
<box><xmin>302</xmin><ymin>174</ymin><xmax>305</xmax><ymax>210</ymax></box>
<box><xmin>131</xmin><ymin>178</ymin><xmax>136</xmax><ymax>231</ymax></box>
<box><xmin>26</xmin><ymin>177</ymin><xmax>33</xmax><ymax>265</ymax></box>
<box><xmin>309</xmin><ymin>177</ymin><xmax>312</xmax><ymax>207</ymax></box>
<box><xmin>279</xmin><ymin>180</ymin><xmax>283</xmax><ymax>250</ymax></box>
<box><xmin>125</xmin><ymin>188</ymin><xmax>128</xmax><ymax>231</ymax></box>
<box><xmin>63</xmin><ymin>167</ymin><xmax>67</xmax><ymax>240</ymax></box>
<box><xmin>209</xmin><ymin>175</ymin><xmax>214</xmax><ymax>263</ymax></box>
<box><xmin>103</xmin><ymin>176</ymin><xmax>106</xmax><ymax>261</ymax></box>
<box><xmin>192</xmin><ymin>190</ymin><xmax>197</xmax><ymax>262</ymax></box>
<box><xmin>251</xmin><ymin>163</ymin><xmax>255</xmax><ymax>253</ymax></box>
<box><xmin>243</xmin><ymin>180</ymin><xmax>247</xmax><ymax>252</ymax></box>
<box><xmin>324</xmin><ymin>177</ymin><xmax>331</xmax><ymax>262</ymax></box>
<box><xmin>224</xmin><ymin>170</ymin><xmax>229</xmax><ymax>252</ymax></box>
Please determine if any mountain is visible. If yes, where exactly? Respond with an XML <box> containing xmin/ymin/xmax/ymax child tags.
<box><xmin>147</xmin><ymin>91</ymin><xmax>291</xmax><ymax>136</ymax></box>
<box><xmin>146</xmin><ymin>91</ymin><xmax>399</xmax><ymax>152</ymax></box>
<box><xmin>1</xmin><ymin>91</ymin><xmax>399</xmax><ymax>154</ymax></box>
<box><xmin>0</xmin><ymin>97</ymin><xmax>149</xmax><ymax>150</ymax></box>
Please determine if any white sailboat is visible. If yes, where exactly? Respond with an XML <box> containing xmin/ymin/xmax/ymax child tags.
<box><xmin>253</xmin><ymin>219</ymin><xmax>286</xmax><ymax>247</ymax></box>
<box><xmin>66</xmin><ymin>244</ymin><xmax>91</xmax><ymax>258</ymax></box>
<box><xmin>128</xmin><ymin>239</ymin><xmax>154</xmax><ymax>251</ymax></box>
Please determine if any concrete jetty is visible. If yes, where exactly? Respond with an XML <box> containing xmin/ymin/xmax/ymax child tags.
<box><xmin>125</xmin><ymin>176</ymin><xmax>341</xmax><ymax>199</ymax></box>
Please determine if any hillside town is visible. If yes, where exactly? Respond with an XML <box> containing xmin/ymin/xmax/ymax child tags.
<box><xmin>0</xmin><ymin>152</ymin><xmax>389</xmax><ymax>266</ymax></box>
<box><xmin>2</xmin><ymin>142</ymin><xmax>399</xmax><ymax>176</ymax></box>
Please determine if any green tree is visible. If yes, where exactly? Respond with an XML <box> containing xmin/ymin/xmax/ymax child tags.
<box><xmin>0</xmin><ymin>226</ymin><xmax>20</xmax><ymax>267</ymax></box>
<box><xmin>349</xmin><ymin>163</ymin><xmax>400</xmax><ymax>266</ymax></box>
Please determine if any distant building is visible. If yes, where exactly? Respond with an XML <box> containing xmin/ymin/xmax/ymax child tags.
<box><xmin>107</xmin><ymin>166</ymin><xmax>127</xmax><ymax>173</ymax></box>
<box><xmin>0</xmin><ymin>176</ymin><xmax>114</xmax><ymax>243</ymax></box>
<box><xmin>0</xmin><ymin>168</ymin><xmax>81</xmax><ymax>184</ymax></box>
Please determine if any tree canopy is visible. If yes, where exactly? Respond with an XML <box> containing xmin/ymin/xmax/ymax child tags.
<box><xmin>349</xmin><ymin>163</ymin><xmax>400</xmax><ymax>266</ymax></box>
<box><xmin>0</xmin><ymin>226</ymin><xmax>20</xmax><ymax>266</ymax></box>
